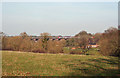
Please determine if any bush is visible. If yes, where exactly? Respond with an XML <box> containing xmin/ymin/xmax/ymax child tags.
<box><xmin>70</xmin><ymin>49</ymin><xmax>84</xmax><ymax>54</ymax></box>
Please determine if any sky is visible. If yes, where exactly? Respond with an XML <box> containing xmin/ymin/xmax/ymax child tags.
<box><xmin>2</xmin><ymin>2</ymin><xmax>118</xmax><ymax>36</ymax></box>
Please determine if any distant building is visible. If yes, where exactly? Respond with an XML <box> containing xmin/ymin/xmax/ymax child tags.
<box><xmin>72</xmin><ymin>47</ymin><xmax>76</xmax><ymax>50</ymax></box>
<box><xmin>91</xmin><ymin>44</ymin><xmax>99</xmax><ymax>48</ymax></box>
<box><xmin>87</xmin><ymin>43</ymin><xmax>99</xmax><ymax>48</ymax></box>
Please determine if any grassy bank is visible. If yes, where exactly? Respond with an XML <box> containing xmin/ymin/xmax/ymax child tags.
<box><xmin>2</xmin><ymin>51</ymin><xmax>119</xmax><ymax>76</ymax></box>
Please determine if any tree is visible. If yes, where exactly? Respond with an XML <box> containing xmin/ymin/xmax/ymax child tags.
<box><xmin>0</xmin><ymin>32</ymin><xmax>6</xmax><ymax>37</ymax></box>
<box><xmin>99</xmin><ymin>27</ymin><xmax>119</xmax><ymax>56</ymax></box>
<box><xmin>76</xmin><ymin>35</ymin><xmax>90</xmax><ymax>49</ymax></box>
<box><xmin>88</xmin><ymin>33</ymin><xmax>102</xmax><ymax>44</ymax></box>
<box><xmin>75</xmin><ymin>31</ymin><xmax>88</xmax><ymax>37</ymax></box>
<box><xmin>47</xmin><ymin>39</ymin><xmax>65</xmax><ymax>53</ymax></box>
<box><xmin>2</xmin><ymin>36</ymin><xmax>7</xmax><ymax>50</ymax></box>
<box><xmin>93</xmin><ymin>33</ymin><xmax>102</xmax><ymax>43</ymax></box>
<box><xmin>40</xmin><ymin>32</ymin><xmax>51</xmax><ymax>52</ymax></box>
<box><xmin>75</xmin><ymin>31</ymin><xmax>91</xmax><ymax>48</ymax></box>
<box><xmin>65</xmin><ymin>38</ymin><xmax>76</xmax><ymax>47</ymax></box>
<box><xmin>1</xmin><ymin>32</ymin><xmax>6</xmax><ymax>50</ymax></box>
<box><xmin>74</xmin><ymin>31</ymin><xmax>92</xmax><ymax>54</ymax></box>
<box><xmin>20</xmin><ymin>32</ymin><xmax>28</xmax><ymax>38</ymax></box>
<box><xmin>19</xmin><ymin>37</ymin><xmax>33</xmax><ymax>52</ymax></box>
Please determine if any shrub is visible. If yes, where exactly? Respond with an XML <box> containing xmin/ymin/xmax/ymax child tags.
<box><xmin>70</xmin><ymin>49</ymin><xmax>83</xmax><ymax>54</ymax></box>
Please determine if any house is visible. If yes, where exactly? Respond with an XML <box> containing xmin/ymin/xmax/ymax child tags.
<box><xmin>87</xmin><ymin>43</ymin><xmax>99</xmax><ymax>48</ymax></box>
<box><xmin>72</xmin><ymin>47</ymin><xmax>76</xmax><ymax>50</ymax></box>
<box><xmin>91</xmin><ymin>44</ymin><xmax>99</xmax><ymax>48</ymax></box>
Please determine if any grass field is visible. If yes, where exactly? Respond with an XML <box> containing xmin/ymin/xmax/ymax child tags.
<box><xmin>1</xmin><ymin>51</ymin><xmax>119</xmax><ymax>76</ymax></box>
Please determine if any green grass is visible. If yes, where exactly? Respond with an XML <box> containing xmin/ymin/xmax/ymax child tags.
<box><xmin>85</xmin><ymin>48</ymin><xmax>101</xmax><ymax>55</ymax></box>
<box><xmin>1</xmin><ymin>51</ymin><xmax>119</xmax><ymax>76</ymax></box>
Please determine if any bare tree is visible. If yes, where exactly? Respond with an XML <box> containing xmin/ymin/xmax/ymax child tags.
<box><xmin>99</xmin><ymin>27</ymin><xmax>119</xmax><ymax>56</ymax></box>
<box><xmin>40</xmin><ymin>32</ymin><xmax>51</xmax><ymax>51</ymax></box>
<box><xmin>20</xmin><ymin>32</ymin><xmax>28</xmax><ymax>38</ymax></box>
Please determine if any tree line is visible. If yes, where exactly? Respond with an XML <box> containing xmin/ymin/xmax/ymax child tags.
<box><xmin>1</xmin><ymin>27</ymin><xmax>119</xmax><ymax>57</ymax></box>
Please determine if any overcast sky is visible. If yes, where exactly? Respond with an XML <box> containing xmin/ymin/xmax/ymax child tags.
<box><xmin>2</xmin><ymin>2</ymin><xmax>118</xmax><ymax>36</ymax></box>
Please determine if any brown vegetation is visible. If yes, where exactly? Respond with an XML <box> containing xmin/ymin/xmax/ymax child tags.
<box><xmin>2</xmin><ymin>32</ymin><xmax>65</xmax><ymax>53</ymax></box>
<box><xmin>99</xmin><ymin>27</ymin><xmax>119</xmax><ymax>56</ymax></box>
<box><xmin>1</xmin><ymin>27</ymin><xmax>119</xmax><ymax>57</ymax></box>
